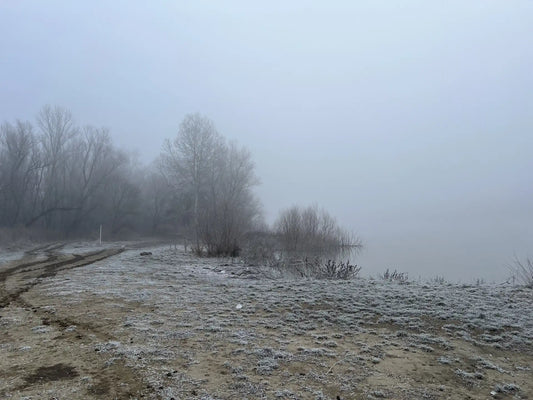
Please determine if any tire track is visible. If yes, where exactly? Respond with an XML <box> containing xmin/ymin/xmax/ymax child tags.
<box><xmin>0</xmin><ymin>244</ymin><xmax>158</xmax><ymax>399</ymax></box>
<box><xmin>0</xmin><ymin>248</ymin><xmax>124</xmax><ymax>308</ymax></box>
<box><xmin>24</xmin><ymin>242</ymin><xmax>66</xmax><ymax>255</ymax></box>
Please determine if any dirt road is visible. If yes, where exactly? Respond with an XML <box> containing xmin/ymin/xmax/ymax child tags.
<box><xmin>0</xmin><ymin>243</ymin><xmax>152</xmax><ymax>399</ymax></box>
<box><xmin>0</xmin><ymin>243</ymin><xmax>124</xmax><ymax>308</ymax></box>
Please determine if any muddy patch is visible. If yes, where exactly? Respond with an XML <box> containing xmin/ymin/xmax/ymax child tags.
<box><xmin>87</xmin><ymin>377</ymin><xmax>110</xmax><ymax>396</ymax></box>
<box><xmin>24</xmin><ymin>363</ymin><xmax>79</xmax><ymax>385</ymax></box>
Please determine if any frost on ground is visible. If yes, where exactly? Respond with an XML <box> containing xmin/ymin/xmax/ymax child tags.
<box><xmin>1</xmin><ymin>245</ymin><xmax>532</xmax><ymax>399</ymax></box>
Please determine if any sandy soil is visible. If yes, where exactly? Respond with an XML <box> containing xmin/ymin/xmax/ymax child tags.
<box><xmin>0</xmin><ymin>243</ymin><xmax>531</xmax><ymax>399</ymax></box>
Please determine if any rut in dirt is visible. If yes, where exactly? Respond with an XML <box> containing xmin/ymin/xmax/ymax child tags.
<box><xmin>0</xmin><ymin>246</ymin><xmax>124</xmax><ymax>308</ymax></box>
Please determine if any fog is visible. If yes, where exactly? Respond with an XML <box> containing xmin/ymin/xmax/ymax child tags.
<box><xmin>1</xmin><ymin>1</ymin><xmax>531</xmax><ymax>281</ymax></box>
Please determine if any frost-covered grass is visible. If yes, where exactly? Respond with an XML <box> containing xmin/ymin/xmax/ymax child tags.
<box><xmin>0</xmin><ymin>248</ymin><xmax>26</xmax><ymax>264</ymax></box>
<box><xmin>43</xmin><ymin>248</ymin><xmax>533</xmax><ymax>342</ymax></box>
<box><xmin>27</xmin><ymin>246</ymin><xmax>533</xmax><ymax>399</ymax></box>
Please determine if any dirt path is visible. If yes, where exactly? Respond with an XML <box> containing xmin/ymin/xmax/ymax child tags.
<box><xmin>0</xmin><ymin>243</ymin><xmax>123</xmax><ymax>308</ymax></box>
<box><xmin>0</xmin><ymin>244</ymin><xmax>153</xmax><ymax>399</ymax></box>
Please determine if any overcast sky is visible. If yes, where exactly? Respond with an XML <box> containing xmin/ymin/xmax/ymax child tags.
<box><xmin>1</xmin><ymin>1</ymin><xmax>532</xmax><ymax>281</ymax></box>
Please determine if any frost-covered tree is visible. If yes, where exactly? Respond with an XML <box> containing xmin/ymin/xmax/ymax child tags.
<box><xmin>161</xmin><ymin>114</ymin><xmax>262</xmax><ymax>255</ymax></box>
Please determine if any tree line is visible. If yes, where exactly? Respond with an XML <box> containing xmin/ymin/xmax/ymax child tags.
<box><xmin>1</xmin><ymin>106</ymin><xmax>360</xmax><ymax>262</ymax></box>
<box><xmin>1</xmin><ymin>106</ymin><xmax>135</xmax><ymax>234</ymax></box>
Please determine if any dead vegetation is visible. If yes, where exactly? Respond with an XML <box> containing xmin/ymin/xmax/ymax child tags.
<box><xmin>379</xmin><ymin>268</ymin><xmax>409</xmax><ymax>283</ymax></box>
<box><xmin>510</xmin><ymin>257</ymin><xmax>533</xmax><ymax>288</ymax></box>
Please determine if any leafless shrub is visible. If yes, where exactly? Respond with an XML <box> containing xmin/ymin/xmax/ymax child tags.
<box><xmin>319</xmin><ymin>259</ymin><xmax>361</xmax><ymax>280</ymax></box>
<box><xmin>509</xmin><ymin>257</ymin><xmax>533</xmax><ymax>288</ymax></box>
<box><xmin>271</xmin><ymin>257</ymin><xmax>361</xmax><ymax>280</ymax></box>
<box><xmin>380</xmin><ymin>268</ymin><xmax>408</xmax><ymax>283</ymax></box>
<box><xmin>267</xmin><ymin>205</ymin><xmax>363</xmax><ymax>279</ymax></box>
<box><xmin>274</xmin><ymin>205</ymin><xmax>361</xmax><ymax>255</ymax></box>
<box><xmin>431</xmin><ymin>275</ymin><xmax>447</xmax><ymax>285</ymax></box>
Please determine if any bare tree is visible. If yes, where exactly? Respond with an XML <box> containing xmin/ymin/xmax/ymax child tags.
<box><xmin>161</xmin><ymin>114</ymin><xmax>262</xmax><ymax>255</ymax></box>
<box><xmin>107</xmin><ymin>166</ymin><xmax>141</xmax><ymax>235</ymax></box>
<box><xmin>201</xmin><ymin>141</ymin><xmax>262</xmax><ymax>255</ymax></box>
<box><xmin>274</xmin><ymin>206</ymin><xmax>302</xmax><ymax>251</ymax></box>
<box><xmin>139</xmin><ymin>164</ymin><xmax>178</xmax><ymax>234</ymax></box>
<box><xmin>27</xmin><ymin>105</ymin><xmax>79</xmax><ymax>229</ymax></box>
<box><xmin>0</xmin><ymin>121</ymin><xmax>41</xmax><ymax>226</ymax></box>
<box><xmin>161</xmin><ymin>114</ymin><xmax>223</xmax><ymax>252</ymax></box>
<box><xmin>66</xmin><ymin>126</ymin><xmax>127</xmax><ymax>233</ymax></box>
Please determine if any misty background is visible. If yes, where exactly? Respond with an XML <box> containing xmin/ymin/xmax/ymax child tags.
<box><xmin>1</xmin><ymin>1</ymin><xmax>531</xmax><ymax>282</ymax></box>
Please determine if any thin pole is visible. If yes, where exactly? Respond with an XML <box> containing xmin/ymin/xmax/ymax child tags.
<box><xmin>99</xmin><ymin>224</ymin><xmax>102</xmax><ymax>245</ymax></box>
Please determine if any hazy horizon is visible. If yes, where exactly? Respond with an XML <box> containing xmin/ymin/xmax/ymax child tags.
<box><xmin>1</xmin><ymin>1</ymin><xmax>532</xmax><ymax>282</ymax></box>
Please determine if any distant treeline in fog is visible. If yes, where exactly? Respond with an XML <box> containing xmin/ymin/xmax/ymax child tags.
<box><xmin>1</xmin><ymin>106</ymin><xmax>166</xmax><ymax>239</ymax></box>
<box><xmin>1</xmin><ymin>105</ymin><xmax>358</xmax><ymax>261</ymax></box>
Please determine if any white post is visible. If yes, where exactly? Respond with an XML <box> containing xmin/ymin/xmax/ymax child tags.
<box><xmin>99</xmin><ymin>225</ymin><xmax>102</xmax><ymax>245</ymax></box>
